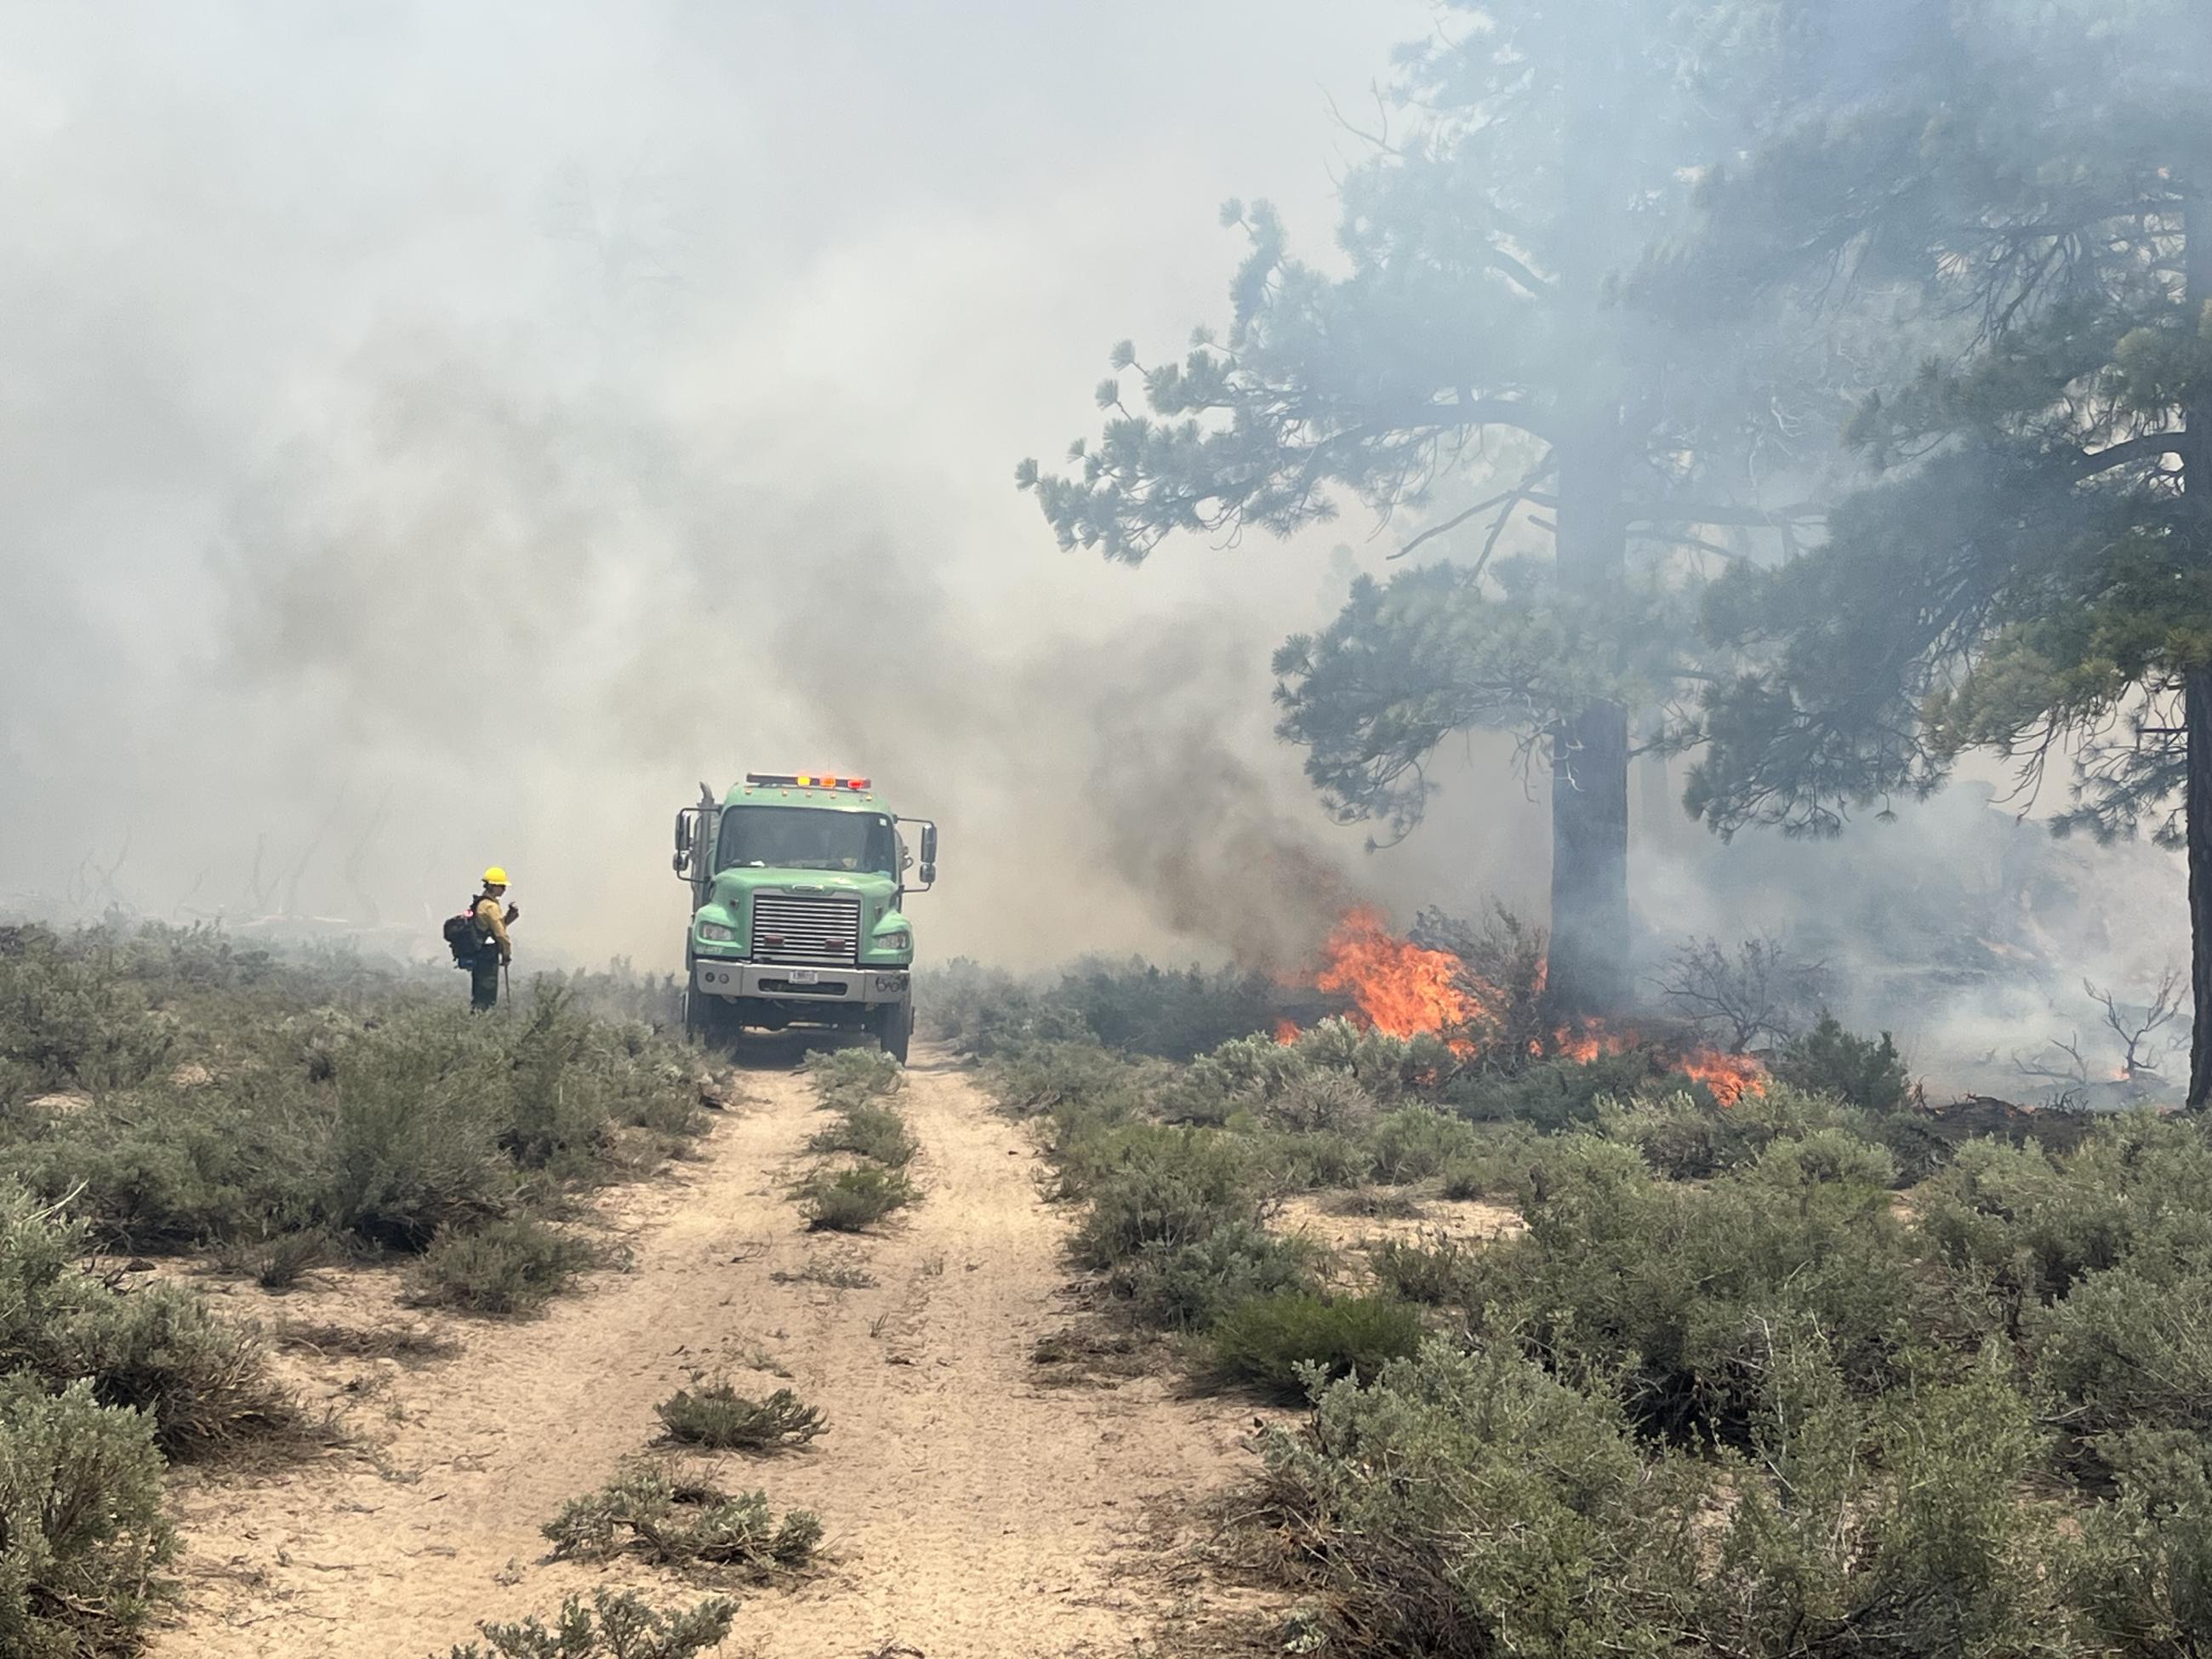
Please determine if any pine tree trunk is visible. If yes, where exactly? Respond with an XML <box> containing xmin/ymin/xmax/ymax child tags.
<box><xmin>2186</xmin><ymin>197</ymin><xmax>2212</xmax><ymax>1111</ymax></box>
<box><xmin>1547</xmin><ymin>422</ymin><xmax>1631</xmax><ymax>1018</ymax></box>
<box><xmin>2188</xmin><ymin>670</ymin><xmax>2212</xmax><ymax>1110</ymax></box>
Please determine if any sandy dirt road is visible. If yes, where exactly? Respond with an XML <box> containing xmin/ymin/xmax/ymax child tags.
<box><xmin>153</xmin><ymin>1046</ymin><xmax>1263</xmax><ymax>1658</ymax></box>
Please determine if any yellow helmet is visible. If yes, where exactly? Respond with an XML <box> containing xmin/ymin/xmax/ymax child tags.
<box><xmin>482</xmin><ymin>865</ymin><xmax>510</xmax><ymax>887</ymax></box>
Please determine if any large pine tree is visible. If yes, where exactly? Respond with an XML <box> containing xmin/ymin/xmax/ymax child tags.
<box><xmin>1685</xmin><ymin>0</ymin><xmax>2212</xmax><ymax>1104</ymax></box>
<box><xmin>1021</xmin><ymin>2</ymin><xmax>1823</xmax><ymax>1013</ymax></box>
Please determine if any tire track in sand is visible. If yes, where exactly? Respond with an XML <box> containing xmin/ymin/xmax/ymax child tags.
<box><xmin>153</xmin><ymin>1046</ymin><xmax>1258</xmax><ymax>1658</ymax></box>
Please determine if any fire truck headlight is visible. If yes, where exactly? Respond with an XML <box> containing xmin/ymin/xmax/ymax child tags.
<box><xmin>696</xmin><ymin>921</ymin><xmax>738</xmax><ymax>943</ymax></box>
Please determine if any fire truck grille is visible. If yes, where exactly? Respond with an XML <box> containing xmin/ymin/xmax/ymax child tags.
<box><xmin>750</xmin><ymin>895</ymin><xmax>862</xmax><ymax>966</ymax></box>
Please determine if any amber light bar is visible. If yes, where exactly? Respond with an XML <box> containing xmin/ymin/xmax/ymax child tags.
<box><xmin>745</xmin><ymin>772</ymin><xmax>871</xmax><ymax>790</ymax></box>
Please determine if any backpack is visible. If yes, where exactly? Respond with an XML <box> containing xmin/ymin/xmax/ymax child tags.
<box><xmin>442</xmin><ymin>900</ymin><xmax>484</xmax><ymax>967</ymax></box>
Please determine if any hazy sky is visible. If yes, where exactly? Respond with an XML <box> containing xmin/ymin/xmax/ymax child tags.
<box><xmin>0</xmin><ymin>3</ymin><xmax>2187</xmax><ymax>1088</ymax></box>
<box><xmin>0</xmin><ymin>0</ymin><xmax>1470</xmax><ymax>966</ymax></box>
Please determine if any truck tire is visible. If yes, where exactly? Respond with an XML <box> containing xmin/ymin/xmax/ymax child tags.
<box><xmin>871</xmin><ymin>1001</ymin><xmax>912</xmax><ymax>1064</ymax></box>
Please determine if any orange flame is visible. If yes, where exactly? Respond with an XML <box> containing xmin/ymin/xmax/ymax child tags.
<box><xmin>1679</xmin><ymin>1049</ymin><xmax>1766</xmax><ymax>1108</ymax></box>
<box><xmin>1315</xmin><ymin>908</ymin><xmax>1479</xmax><ymax>1046</ymax></box>
<box><xmin>1274</xmin><ymin>1018</ymin><xmax>1303</xmax><ymax>1046</ymax></box>
<box><xmin>1293</xmin><ymin>908</ymin><xmax>1766</xmax><ymax>1103</ymax></box>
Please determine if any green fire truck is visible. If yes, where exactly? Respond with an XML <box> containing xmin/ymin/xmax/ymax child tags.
<box><xmin>673</xmin><ymin>772</ymin><xmax>936</xmax><ymax>1061</ymax></box>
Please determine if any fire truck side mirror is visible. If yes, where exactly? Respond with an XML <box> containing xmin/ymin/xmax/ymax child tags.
<box><xmin>920</xmin><ymin>824</ymin><xmax>938</xmax><ymax>866</ymax></box>
<box><xmin>674</xmin><ymin>808</ymin><xmax>699</xmax><ymax>878</ymax></box>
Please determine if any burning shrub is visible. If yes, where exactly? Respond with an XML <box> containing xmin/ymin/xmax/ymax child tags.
<box><xmin>1208</xmin><ymin>1293</ymin><xmax>1424</xmax><ymax>1400</ymax></box>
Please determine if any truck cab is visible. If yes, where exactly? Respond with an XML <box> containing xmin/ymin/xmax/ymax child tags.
<box><xmin>674</xmin><ymin>773</ymin><xmax>936</xmax><ymax>1061</ymax></box>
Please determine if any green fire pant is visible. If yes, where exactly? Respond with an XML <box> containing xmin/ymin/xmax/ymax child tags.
<box><xmin>470</xmin><ymin>950</ymin><xmax>503</xmax><ymax>1012</ymax></box>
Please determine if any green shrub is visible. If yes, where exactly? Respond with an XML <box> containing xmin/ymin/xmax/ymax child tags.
<box><xmin>1069</xmin><ymin>1129</ymin><xmax>1263</xmax><ymax>1268</ymax></box>
<box><xmin>656</xmin><ymin>1384</ymin><xmax>826</xmax><ymax>1451</ymax></box>
<box><xmin>0</xmin><ymin>1379</ymin><xmax>174</xmax><ymax>1658</ymax></box>
<box><xmin>439</xmin><ymin>1589</ymin><xmax>737</xmax><ymax>1659</ymax></box>
<box><xmin>807</xmin><ymin>1103</ymin><xmax>917</xmax><ymax>1167</ymax></box>
<box><xmin>1914</xmin><ymin>1115</ymin><xmax>2212</xmax><ymax>1314</ymax></box>
<box><xmin>983</xmin><ymin>1039</ymin><xmax>1154</xmax><ymax>1122</ymax></box>
<box><xmin>1470</xmin><ymin>1132</ymin><xmax>1928</xmax><ymax>1443</ymax></box>
<box><xmin>1251</xmin><ymin>1128</ymin><xmax>1372</xmax><ymax>1191</ymax></box>
<box><xmin>1053</xmin><ymin>959</ymin><xmax>1286</xmax><ymax>1061</ymax></box>
<box><xmin>253</xmin><ymin>1229</ymin><xmax>332</xmax><ymax>1291</ymax></box>
<box><xmin>1256</xmin><ymin>1071</ymin><xmax>1379</xmax><ymax>1137</ymax></box>
<box><xmin>0</xmin><ymin>937</ymin><xmax>174</xmax><ymax>1096</ymax></box>
<box><xmin>1447</xmin><ymin>1049</ymin><xmax>1662</xmax><ymax>1131</ymax></box>
<box><xmin>2031</xmin><ymin>1268</ymin><xmax>2212</xmax><ymax>1442</ymax></box>
<box><xmin>1256</xmin><ymin>1343</ymin><xmax>1702</xmax><ymax>1655</ymax></box>
<box><xmin>403</xmin><ymin>1218</ymin><xmax>596</xmax><ymax>1316</ymax></box>
<box><xmin>2066</xmin><ymin>1435</ymin><xmax>2212</xmax><ymax>1658</ymax></box>
<box><xmin>544</xmin><ymin>1462</ymin><xmax>820</xmax><ymax>1575</ymax></box>
<box><xmin>1368</xmin><ymin>1230</ymin><xmax>1484</xmax><ymax>1307</ymax></box>
<box><xmin>320</xmin><ymin>1014</ymin><xmax>521</xmax><ymax>1249</ymax></box>
<box><xmin>1711</xmin><ymin>1336</ymin><xmax>2079</xmax><ymax>1658</ymax></box>
<box><xmin>1106</xmin><ymin>1223</ymin><xmax>1319</xmax><ymax>1331</ymax></box>
<box><xmin>1209</xmin><ymin>1294</ymin><xmax>1424</xmax><ymax>1400</ymax></box>
<box><xmin>799</xmin><ymin>1166</ymin><xmax>917</xmax><ymax>1232</ymax></box>
<box><xmin>1435</xmin><ymin>1126</ymin><xmax>1542</xmax><ymax>1201</ymax></box>
<box><xmin>2</xmin><ymin>957</ymin><xmax>705</xmax><ymax>1263</ymax></box>
<box><xmin>917</xmin><ymin>959</ymin><xmax>1092</xmax><ymax>1057</ymax></box>
<box><xmin>803</xmin><ymin>1046</ymin><xmax>904</xmax><ymax>1109</ymax></box>
<box><xmin>1366</xmin><ymin>1103</ymin><xmax>1482</xmax><ymax>1183</ymax></box>
<box><xmin>1772</xmin><ymin>1015</ymin><xmax>1911</xmax><ymax>1113</ymax></box>
<box><xmin>0</xmin><ymin>1183</ymin><xmax>301</xmax><ymax>1457</ymax></box>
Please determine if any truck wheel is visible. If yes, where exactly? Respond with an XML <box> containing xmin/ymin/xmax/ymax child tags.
<box><xmin>871</xmin><ymin>1001</ymin><xmax>912</xmax><ymax>1064</ymax></box>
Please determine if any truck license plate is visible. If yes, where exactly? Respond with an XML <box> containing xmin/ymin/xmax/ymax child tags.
<box><xmin>785</xmin><ymin>968</ymin><xmax>819</xmax><ymax>985</ymax></box>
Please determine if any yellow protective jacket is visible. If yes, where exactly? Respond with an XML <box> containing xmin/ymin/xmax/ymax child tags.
<box><xmin>474</xmin><ymin>894</ymin><xmax>513</xmax><ymax>962</ymax></box>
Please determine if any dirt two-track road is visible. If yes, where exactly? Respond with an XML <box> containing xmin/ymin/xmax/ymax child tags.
<box><xmin>152</xmin><ymin>1046</ymin><xmax>1267</xmax><ymax>1658</ymax></box>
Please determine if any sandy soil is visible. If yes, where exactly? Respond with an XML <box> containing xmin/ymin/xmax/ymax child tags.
<box><xmin>1275</xmin><ymin>1190</ymin><xmax>1525</xmax><ymax>1258</ymax></box>
<box><xmin>151</xmin><ymin>1045</ymin><xmax>1266</xmax><ymax>1658</ymax></box>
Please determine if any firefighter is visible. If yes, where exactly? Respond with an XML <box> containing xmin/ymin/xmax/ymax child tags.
<box><xmin>470</xmin><ymin>866</ymin><xmax>519</xmax><ymax>1012</ymax></box>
